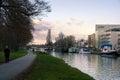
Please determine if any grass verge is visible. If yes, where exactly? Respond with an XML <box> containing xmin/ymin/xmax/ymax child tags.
<box><xmin>14</xmin><ymin>53</ymin><xmax>94</xmax><ymax>80</ymax></box>
<box><xmin>0</xmin><ymin>50</ymin><xmax>27</xmax><ymax>64</ymax></box>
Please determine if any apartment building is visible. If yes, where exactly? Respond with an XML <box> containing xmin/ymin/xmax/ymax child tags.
<box><xmin>95</xmin><ymin>24</ymin><xmax>120</xmax><ymax>49</ymax></box>
<box><xmin>88</xmin><ymin>33</ymin><xmax>95</xmax><ymax>47</ymax></box>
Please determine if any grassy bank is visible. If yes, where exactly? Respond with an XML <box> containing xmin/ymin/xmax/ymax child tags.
<box><xmin>0</xmin><ymin>50</ymin><xmax>27</xmax><ymax>64</ymax></box>
<box><xmin>15</xmin><ymin>53</ymin><xmax>94</xmax><ymax>80</ymax></box>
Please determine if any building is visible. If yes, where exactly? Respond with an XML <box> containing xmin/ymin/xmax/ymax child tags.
<box><xmin>75</xmin><ymin>39</ymin><xmax>88</xmax><ymax>48</ymax></box>
<box><xmin>95</xmin><ymin>25</ymin><xmax>110</xmax><ymax>48</ymax></box>
<box><xmin>46</xmin><ymin>29</ymin><xmax>52</xmax><ymax>44</ymax></box>
<box><xmin>88</xmin><ymin>33</ymin><xmax>95</xmax><ymax>47</ymax></box>
<box><xmin>95</xmin><ymin>24</ymin><xmax>120</xmax><ymax>49</ymax></box>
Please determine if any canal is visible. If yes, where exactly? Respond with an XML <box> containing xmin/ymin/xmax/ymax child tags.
<box><xmin>50</xmin><ymin>52</ymin><xmax>120</xmax><ymax>80</ymax></box>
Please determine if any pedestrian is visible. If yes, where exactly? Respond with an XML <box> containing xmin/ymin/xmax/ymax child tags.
<box><xmin>32</xmin><ymin>48</ymin><xmax>35</xmax><ymax>53</ymax></box>
<box><xmin>4</xmin><ymin>45</ymin><xmax>10</xmax><ymax>63</ymax></box>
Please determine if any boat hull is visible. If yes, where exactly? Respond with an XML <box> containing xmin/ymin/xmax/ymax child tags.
<box><xmin>100</xmin><ymin>51</ymin><xmax>118</xmax><ymax>58</ymax></box>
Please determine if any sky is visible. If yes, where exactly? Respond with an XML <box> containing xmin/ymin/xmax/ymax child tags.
<box><xmin>32</xmin><ymin>0</ymin><xmax>120</xmax><ymax>44</ymax></box>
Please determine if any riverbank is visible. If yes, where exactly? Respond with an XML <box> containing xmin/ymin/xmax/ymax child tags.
<box><xmin>14</xmin><ymin>52</ymin><xmax>94</xmax><ymax>80</ymax></box>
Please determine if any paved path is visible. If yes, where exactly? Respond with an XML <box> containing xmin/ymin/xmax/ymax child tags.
<box><xmin>0</xmin><ymin>52</ymin><xmax>36</xmax><ymax>80</ymax></box>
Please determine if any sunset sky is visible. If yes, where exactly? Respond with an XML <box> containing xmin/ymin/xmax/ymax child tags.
<box><xmin>32</xmin><ymin>0</ymin><xmax>120</xmax><ymax>44</ymax></box>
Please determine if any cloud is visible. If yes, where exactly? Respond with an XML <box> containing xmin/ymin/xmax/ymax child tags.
<box><xmin>32</xmin><ymin>19</ymin><xmax>57</xmax><ymax>44</ymax></box>
<box><xmin>32</xmin><ymin>18</ymin><xmax>95</xmax><ymax>44</ymax></box>
<box><xmin>32</xmin><ymin>19</ymin><xmax>41</xmax><ymax>25</ymax></box>
<box><xmin>67</xmin><ymin>18</ymin><xmax>84</xmax><ymax>26</ymax></box>
<box><xmin>32</xmin><ymin>19</ymin><xmax>53</xmax><ymax>31</ymax></box>
<box><xmin>35</xmin><ymin>26</ymin><xmax>50</xmax><ymax>31</ymax></box>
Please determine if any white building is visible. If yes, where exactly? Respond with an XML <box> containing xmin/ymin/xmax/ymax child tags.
<box><xmin>95</xmin><ymin>24</ymin><xmax>120</xmax><ymax>49</ymax></box>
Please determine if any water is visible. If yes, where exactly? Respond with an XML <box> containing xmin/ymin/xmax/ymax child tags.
<box><xmin>50</xmin><ymin>52</ymin><xmax>120</xmax><ymax>80</ymax></box>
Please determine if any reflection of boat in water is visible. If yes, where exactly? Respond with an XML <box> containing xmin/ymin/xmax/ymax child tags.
<box><xmin>100</xmin><ymin>43</ymin><xmax>118</xmax><ymax>58</ymax></box>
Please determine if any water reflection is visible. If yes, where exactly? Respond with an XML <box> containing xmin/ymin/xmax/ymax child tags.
<box><xmin>50</xmin><ymin>52</ymin><xmax>120</xmax><ymax>80</ymax></box>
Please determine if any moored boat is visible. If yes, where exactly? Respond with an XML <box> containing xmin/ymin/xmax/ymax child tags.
<box><xmin>100</xmin><ymin>50</ymin><xmax>118</xmax><ymax>58</ymax></box>
<box><xmin>100</xmin><ymin>43</ymin><xmax>118</xmax><ymax>57</ymax></box>
<box><xmin>79</xmin><ymin>48</ymin><xmax>91</xmax><ymax>54</ymax></box>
